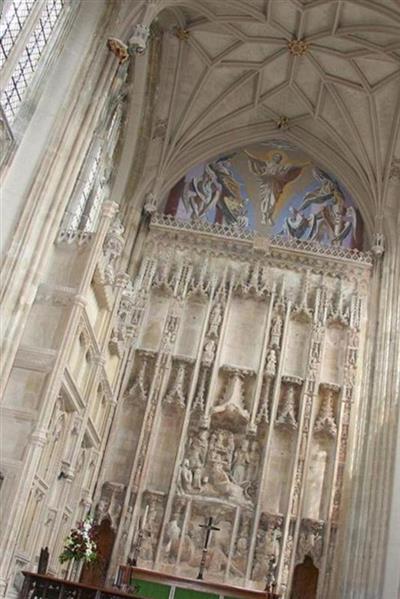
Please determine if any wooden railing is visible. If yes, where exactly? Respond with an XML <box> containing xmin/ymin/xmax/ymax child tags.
<box><xmin>20</xmin><ymin>569</ymin><xmax>280</xmax><ymax>599</ymax></box>
<box><xmin>20</xmin><ymin>572</ymin><xmax>147</xmax><ymax>599</ymax></box>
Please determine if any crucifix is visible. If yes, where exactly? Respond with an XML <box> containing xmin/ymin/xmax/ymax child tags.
<box><xmin>196</xmin><ymin>517</ymin><xmax>220</xmax><ymax>580</ymax></box>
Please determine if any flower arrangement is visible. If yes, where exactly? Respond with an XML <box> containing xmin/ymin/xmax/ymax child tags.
<box><xmin>59</xmin><ymin>517</ymin><xmax>98</xmax><ymax>564</ymax></box>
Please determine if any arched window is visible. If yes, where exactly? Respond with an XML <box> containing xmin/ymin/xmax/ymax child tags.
<box><xmin>0</xmin><ymin>0</ymin><xmax>65</xmax><ymax>123</ymax></box>
<box><xmin>60</xmin><ymin>88</ymin><xmax>125</xmax><ymax>234</ymax></box>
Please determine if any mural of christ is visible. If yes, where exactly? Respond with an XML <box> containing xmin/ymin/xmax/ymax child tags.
<box><xmin>246</xmin><ymin>151</ymin><xmax>306</xmax><ymax>225</ymax></box>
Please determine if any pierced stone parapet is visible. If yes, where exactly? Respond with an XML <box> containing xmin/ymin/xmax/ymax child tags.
<box><xmin>150</xmin><ymin>214</ymin><xmax>373</xmax><ymax>266</ymax></box>
<box><xmin>56</xmin><ymin>229</ymin><xmax>94</xmax><ymax>246</ymax></box>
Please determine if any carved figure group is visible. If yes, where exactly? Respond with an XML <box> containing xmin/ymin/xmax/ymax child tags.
<box><xmin>177</xmin><ymin>428</ymin><xmax>259</xmax><ymax>505</ymax></box>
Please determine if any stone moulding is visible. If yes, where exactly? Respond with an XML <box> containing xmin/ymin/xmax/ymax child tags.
<box><xmin>150</xmin><ymin>214</ymin><xmax>373</xmax><ymax>268</ymax></box>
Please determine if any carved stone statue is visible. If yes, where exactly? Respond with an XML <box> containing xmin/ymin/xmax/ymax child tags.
<box><xmin>248</xmin><ymin>440</ymin><xmax>261</xmax><ymax>482</ymax></box>
<box><xmin>265</xmin><ymin>349</ymin><xmax>277</xmax><ymax>378</ymax></box>
<box><xmin>232</xmin><ymin>439</ymin><xmax>250</xmax><ymax>484</ymax></box>
<box><xmin>209</xmin><ymin>304</ymin><xmax>223</xmax><ymax>337</ymax></box>
<box><xmin>208</xmin><ymin>429</ymin><xmax>234</xmax><ymax>469</ymax></box>
<box><xmin>187</xmin><ymin>430</ymin><xmax>208</xmax><ymax>490</ymax></box>
<box><xmin>178</xmin><ymin>459</ymin><xmax>193</xmax><ymax>493</ymax></box>
<box><xmin>164</xmin><ymin>513</ymin><xmax>181</xmax><ymax>560</ymax></box>
<box><xmin>109</xmin><ymin>283</ymin><xmax>135</xmax><ymax>355</ymax></box>
<box><xmin>103</xmin><ymin>216</ymin><xmax>125</xmax><ymax>283</ymax></box>
<box><xmin>202</xmin><ymin>339</ymin><xmax>216</xmax><ymax>366</ymax></box>
<box><xmin>270</xmin><ymin>315</ymin><xmax>283</xmax><ymax>348</ymax></box>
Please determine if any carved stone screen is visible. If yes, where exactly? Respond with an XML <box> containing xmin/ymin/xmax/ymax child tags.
<box><xmin>97</xmin><ymin>143</ymin><xmax>371</xmax><ymax>597</ymax></box>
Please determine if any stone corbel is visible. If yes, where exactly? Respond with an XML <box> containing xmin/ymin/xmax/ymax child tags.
<box><xmin>211</xmin><ymin>366</ymin><xmax>255</xmax><ymax>431</ymax></box>
<box><xmin>163</xmin><ymin>357</ymin><xmax>194</xmax><ymax>410</ymax></box>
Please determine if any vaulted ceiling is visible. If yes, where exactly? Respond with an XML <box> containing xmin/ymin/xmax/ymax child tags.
<box><xmin>124</xmin><ymin>0</ymin><xmax>400</xmax><ymax>238</ymax></box>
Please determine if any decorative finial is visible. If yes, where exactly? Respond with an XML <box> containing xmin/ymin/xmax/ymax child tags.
<box><xmin>288</xmin><ymin>38</ymin><xmax>310</xmax><ymax>56</ymax></box>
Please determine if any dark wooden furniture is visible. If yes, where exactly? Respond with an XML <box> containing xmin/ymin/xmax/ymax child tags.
<box><xmin>20</xmin><ymin>572</ymin><xmax>148</xmax><ymax>599</ymax></box>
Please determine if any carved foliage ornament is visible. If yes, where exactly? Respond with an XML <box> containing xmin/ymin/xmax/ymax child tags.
<box><xmin>288</xmin><ymin>39</ymin><xmax>310</xmax><ymax>56</ymax></box>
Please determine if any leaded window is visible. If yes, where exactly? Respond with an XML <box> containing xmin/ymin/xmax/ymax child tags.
<box><xmin>0</xmin><ymin>0</ymin><xmax>64</xmax><ymax>123</ymax></box>
<box><xmin>61</xmin><ymin>101</ymin><xmax>125</xmax><ymax>234</ymax></box>
<box><xmin>0</xmin><ymin>0</ymin><xmax>36</xmax><ymax>67</ymax></box>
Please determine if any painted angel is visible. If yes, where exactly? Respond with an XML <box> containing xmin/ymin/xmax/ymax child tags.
<box><xmin>182</xmin><ymin>156</ymin><xmax>247</xmax><ymax>226</ymax></box>
<box><xmin>299</xmin><ymin>168</ymin><xmax>357</xmax><ymax>245</ymax></box>
<box><xmin>212</xmin><ymin>157</ymin><xmax>247</xmax><ymax>225</ymax></box>
<box><xmin>246</xmin><ymin>151</ymin><xmax>305</xmax><ymax>225</ymax></box>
